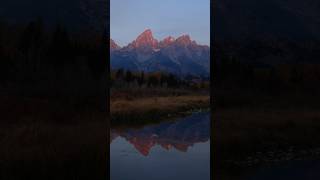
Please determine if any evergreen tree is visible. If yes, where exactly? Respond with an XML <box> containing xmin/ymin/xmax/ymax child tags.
<box><xmin>125</xmin><ymin>70</ymin><xmax>133</xmax><ymax>83</ymax></box>
<box><xmin>116</xmin><ymin>69</ymin><xmax>124</xmax><ymax>80</ymax></box>
<box><xmin>138</xmin><ymin>71</ymin><xmax>145</xmax><ymax>86</ymax></box>
<box><xmin>167</xmin><ymin>74</ymin><xmax>178</xmax><ymax>88</ymax></box>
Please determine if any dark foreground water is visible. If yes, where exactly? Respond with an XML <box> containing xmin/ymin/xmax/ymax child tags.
<box><xmin>110</xmin><ymin>112</ymin><xmax>210</xmax><ymax>180</ymax></box>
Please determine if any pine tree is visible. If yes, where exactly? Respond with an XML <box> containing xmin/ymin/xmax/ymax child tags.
<box><xmin>125</xmin><ymin>70</ymin><xmax>133</xmax><ymax>83</ymax></box>
<box><xmin>116</xmin><ymin>69</ymin><xmax>124</xmax><ymax>80</ymax></box>
<box><xmin>138</xmin><ymin>71</ymin><xmax>145</xmax><ymax>87</ymax></box>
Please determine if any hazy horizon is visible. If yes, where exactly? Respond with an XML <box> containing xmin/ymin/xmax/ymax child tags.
<box><xmin>111</xmin><ymin>0</ymin><xmax>210</xmax><ymax>46</ymax></box>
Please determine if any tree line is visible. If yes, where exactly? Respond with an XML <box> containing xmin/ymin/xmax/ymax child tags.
<box><xmin>111</xmin><ymin>69</ymin><xmax>209</xmax><ymax>90</ymax></box>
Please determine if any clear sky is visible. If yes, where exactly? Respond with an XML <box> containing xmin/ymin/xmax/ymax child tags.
<box><xmin>111</xmin><ymin>0</ymin><xmax>210</xmax><ymax>47</ymax></box>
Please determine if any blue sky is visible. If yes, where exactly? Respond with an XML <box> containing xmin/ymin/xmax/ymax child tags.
<box><xmin>111</xmin><ymin>0</ymin><xmax>210</xmax><ymax>46</ymax></box>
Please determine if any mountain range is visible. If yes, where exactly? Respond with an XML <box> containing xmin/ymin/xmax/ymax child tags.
<box><xmin>110</xmin><ymin>29</ymin><xmax>210</xmax><ymax>77</ymax></box>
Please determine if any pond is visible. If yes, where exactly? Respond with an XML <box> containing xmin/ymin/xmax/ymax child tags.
<box><xmin>110</xmin><ymin>112</ymin><xmax>210</xmax><ymax>180</ymax></box>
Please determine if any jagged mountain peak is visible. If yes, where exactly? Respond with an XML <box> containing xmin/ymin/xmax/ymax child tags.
<box><xmin>175</xmin><ymin>34</ymin><xmax>195</xmax><ymax>46</ymax></box>
<box><xmin>130</xmin><ymin>29</ymin><xmax>159</xmax><ymax>49</ymax></box>
<box><xmin>160</xmin><ymin>36</ymin><xmax>176</xmax><ymax>48</ymax></box>
<box><xmin>162</xmin><ymin>36</ymin><xmax>175</xmax><ymax>43</ymax></box>
<box><xmin>140</xmin><ymin>29</ymin><xmax>153</xmax><ymax>36</ymax></box>
<box><xmin>110</xmin><ymin>39</ymin><xmax>120</xmax><ymax>50</ymax></box>
<box><xmin>110</xmin><ymin>31</ymin><xmax>210</xmax><ymax>77</ymax></box>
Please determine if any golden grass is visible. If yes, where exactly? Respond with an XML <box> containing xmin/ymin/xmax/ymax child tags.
<box><xmin>110</xmin><ymin>95</ymin><xmax>209</xmax><ymax>116</ymax></box>
<box><xmin>110</xmin><ymin>95</ymin><xmax>210</xmax><ymax>126</ymax></box>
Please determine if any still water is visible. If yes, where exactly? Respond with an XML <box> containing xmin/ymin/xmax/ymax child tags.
<box><xmin>110</xmin><ymin>112</ymin><xmax>210</xmax><ymax>180</ymax></box>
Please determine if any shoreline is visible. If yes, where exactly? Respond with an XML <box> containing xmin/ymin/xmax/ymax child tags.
<box><xmin>110</xmin><ymin>95</ymin><xmax>210</xmax><ymax>126</ymax></box>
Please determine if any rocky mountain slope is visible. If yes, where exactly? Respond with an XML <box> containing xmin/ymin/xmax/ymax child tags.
<box><xmin>111</xmin><ymin>29</ymin><xmax>210</xmax><ymax>77</ymax></box>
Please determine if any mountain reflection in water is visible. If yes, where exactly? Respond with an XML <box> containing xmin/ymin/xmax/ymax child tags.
<box><xmin>110</xmin><ymin>112</ymin><xmax>210</xmax><ymax>156</ymax></box>
<box><xmin>110</xmin><ymin>112</ymin><xmax>210</xmax><ymax>180</ymax></box>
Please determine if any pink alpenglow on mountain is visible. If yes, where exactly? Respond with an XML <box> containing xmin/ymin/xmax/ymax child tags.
<box><xmin>110</xmin><ymin>29</ymin><xmax>210</xmax><ymax>77</ymax></box>
<box><xmin>128</xmin><ymin>29</ymin><xmax>159</xmax><ymax>49</ymax></box>
<box><xmin>110</xmin><ymin>39</ymin><xmax>120</xmax><ymax>51</ymax></box>
<box><xmin>159</xmin><ymin>36</ymin><xmax>176</xmax><ymax>48</ymax></box>
<box><xmin>175</xmin><ymin>34</ymin><xmax>195</xmax><ymax>46</ymax></box>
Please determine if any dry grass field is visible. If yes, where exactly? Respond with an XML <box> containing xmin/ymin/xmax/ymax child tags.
<box><xmin>111</xmin><ymin>95</ymin><xmax>209</xmax><ymax>114</ymax></box>
<box><xmin>110</xmin><ymin>93</ymin><xmax>210</xmax><ymax>124</ymax></box>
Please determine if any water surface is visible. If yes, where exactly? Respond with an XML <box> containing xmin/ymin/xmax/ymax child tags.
<box><xmin>110</xmin><ymin>112</ymin><xmax>210</xmax><ymax>180</ymax></box>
